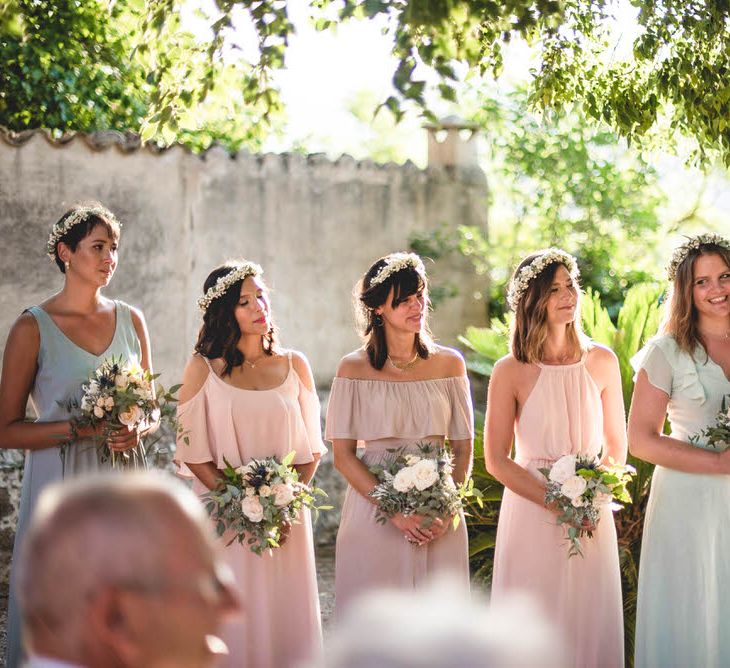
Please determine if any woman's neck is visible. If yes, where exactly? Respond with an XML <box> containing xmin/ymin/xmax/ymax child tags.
<box><xmin>55</xmin><ymin>283</ymin><xmax>105</xmax><ymax>313</ymax></box>
<box><xmin>541</xmin><ymin>325</ymin><xmax>576</xmax><ymax>363</ymax></box>
<box><xmin>237</xmin><ymin>334</ymin><xmax>265</xmax><ymax>360</ymax></box>
<box><xmin>697</xmin><ymin>314</ymin><xmax>730</xmax><ymax>340</ymax></box>
<box><xmin>384</xmin><ymin>329</ymin><xmax>418</xmax><ymax>360</ymax></box>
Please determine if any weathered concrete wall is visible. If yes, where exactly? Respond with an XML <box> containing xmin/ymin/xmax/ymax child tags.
<box><xmin>0</xmin><ymin>130</ymin><xmax>488</xmax><ymax>385</ymax></box>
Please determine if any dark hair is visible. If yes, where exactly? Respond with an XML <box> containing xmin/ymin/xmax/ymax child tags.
<box><xmin>663</xmin><ymin>243</ymin><xmax>730</xmax><ymax>356</ymax></box>
<box><xmin>52</xmin><ymin>203</ymin><xmax>121</xmax><ymax>273</ymax></box>
<box><xmin>356</xmin><ymin>253</ymin><xmax>435</xmax><ymax>370</ymax></box>
<box><xmin>194</xmin><ymin>262</ymin><xmax>280</xmax><ymax>375</ymax></box>
<box><xmin>509</xmin><ymin>252</ymin><xmax>587</xmax><ymax>364</ymax></box>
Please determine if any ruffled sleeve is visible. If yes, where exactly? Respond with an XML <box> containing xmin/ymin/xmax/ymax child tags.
<box><xmin>630</xmin><ymin>335</ymin><xmax>706</xmax><ymax>404</ymax></box>
<box><xmin>324</xmin><ymin>377</ymin><xmax>357</xmax><ymax>441</ymax></box>
<box><xmin>295</xmin><ymin>378</ymin><xmax>328</xmax><ymax>463</ymax></box>
<box><xmin>174</xmin><ymin>385</ymin><xmax>216</xmax><ymax>478</ymax></box>
<box><xmin>447</xmin><ymin>375</ymin><xmax>475</xmax><ymax>440</ymax></box>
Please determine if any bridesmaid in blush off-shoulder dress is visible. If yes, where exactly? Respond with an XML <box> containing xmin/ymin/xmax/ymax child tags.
<box><xmin>485</xmin><ymin>249</ymin><xmax>626</xmax><ymax>668</ymax></box>
<box><xmin>175</xmin><ymin>260</ymin><xmax>325</xmax><ymax>668</ymax></box>
<box><xmin>326</xmin><ymin>252</ymin><xmax>474</xmax><ymax>615</ymax></box>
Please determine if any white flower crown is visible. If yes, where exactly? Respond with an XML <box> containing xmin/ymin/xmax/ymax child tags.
<box><xmin>667</xmin><ymin>233</ymin><xmax>730</xmax><ymax>281</ymax></box>
<box><xmin>47</xmin><ymin>206</ymin><xmax>121</xmax><ymax>259</ymax></box>
<box><xmin>197</xmin><ymin>262</ymin><xmax>263</xmax><ymax>313</ymax></box>
<box><xmin>507</xmin><ymin>249</ymin><xmax>579</xmax><ymax>310</ymax></box>
<box><xmin>370</xmin><ymin>252</ymin><xmax>425</xmax><ymax>287</ymax></box>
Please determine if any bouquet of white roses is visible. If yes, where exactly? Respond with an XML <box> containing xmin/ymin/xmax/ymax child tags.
<box><xmin>690</xmin><ymin>396</ymin><xmax>730</xmax><ymax>450</ymax></box>
<box><xmin>202</xmin><ymin>452</ymin><xmax>330</xmax><ymax>556</ymax></box>
<box><xmin>369</xmin><ymin>442</ymin><xmax>482</xmax><ymax>530</ymax></box>
<box><xmin>70</xmin><ymin>355</ymin><xmax>178</xmax><ymax>469</ymax></box>
<box><xmin>540</xmin><ymin>454</ymin><xmax>634</xmax><ymax>557</ymax></box>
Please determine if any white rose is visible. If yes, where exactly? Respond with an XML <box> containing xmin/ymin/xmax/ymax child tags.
<box><xmin>393</xmin><ymin>467</ymin><xmax>416</xmax><ymax>493</ymax></box>
<box><xmin>134</xmin><ymin>386</ymin><xmax>153</xmax><ymax>402</ymax></box>
<box><xmin>412</xmin><ymin>458</ymin><xmax>439</xmax><ymax>491</ymax></box>
<box><xmin>548</xmin><ymin>455</ymin><xmax>577</xmax><ymax>484</ymax></box>
<box><xmin>118</xmin><ymin>404</ymin><xmax>143</xmax><ymax>426</ymax></box>
<box><xmin>571</xmin><ymin>496</ymin><xmax>584</xmax><ymax>508</ymax></box>
<box><xmin>405</xmin><ymin>454</ymin><xmax>421</xmax><ymax>466</ymax></box>
<box><xmin>104</xmin><ymin>396</ymin><xmax>115</xmax><ymax>410</ymax></box>
<box><xmin>560</xmin><ymin>475</ymin><xmax>588</xmax><ymax>501</ymax></box>
<box><xmin>258</xmin><ymin>485</ymin><xmax>272</xmax><ymax>497</ymax></box>
<box><xmin>93</xmin><ymin>405</ymin><xmax>105</xmax><ymax>419</ymax></box>
<box><xmin>272</xmin><ymin>483</ymin><xmax>295</xmax><ymax>507</ymax></box>
<box><xmin>114</xmin><ymin>373</ymin><xmax>130</xmax><ymax>389</ymax></box>
<box><xmin>245</xmin><ymin>486</ymin><xmax>256</xmax><ymax>497</ymax></box>
<box><xmin>241</xmin><ymin>496</ymin><xmax>264</xmax><ymax>522</ymax></box>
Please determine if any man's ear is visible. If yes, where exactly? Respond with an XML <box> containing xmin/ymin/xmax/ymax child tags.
<box><xmin>86</xmin><ymin>587</ymin><xmax>140</xmax><ymax>667</ymax></box>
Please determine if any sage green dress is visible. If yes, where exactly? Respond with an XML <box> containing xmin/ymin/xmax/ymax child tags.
<box><xmin>632</xmin><ymin>334</ymin><xmax>730</xmax><ymax>668</ymax></box>
<box><xmin>5</xmin><ymin>301</ymin><xmax>142</xmax><ymax>668</ymax></box>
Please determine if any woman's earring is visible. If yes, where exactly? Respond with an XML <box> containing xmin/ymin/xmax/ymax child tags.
<box><xmin>64</xmin><ymin>261</ymin><xmax>70</xmax><ymax>270</ymax></box>
<box><xmin>373</xmin><ymin>314</ymin><xmax>383</xmax><ymax>327</ymax></box>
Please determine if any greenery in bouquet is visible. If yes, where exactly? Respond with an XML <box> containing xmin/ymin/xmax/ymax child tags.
<box><xmin>690</xmin><ymin>396</ymin><xmax>730</xmax><ymax>450</ymax></box>
<box><xmin>540</xmin><ymin>454</ymin><xmax>634</xmax><ymax>558</ymax></box>
<box><xmin>369</xmin><ymin>442</ymin><xmax>483</xmax><ymax>530</ymax></box>
<box><xmin>68</xmin><ymin>355</ymin><xmax>180</xmax><ymax>469</ymax></box>
<box><xmin>202</xmin><ymin>452</ymin><xmax>330</xmax><ymax>556</ymax></box>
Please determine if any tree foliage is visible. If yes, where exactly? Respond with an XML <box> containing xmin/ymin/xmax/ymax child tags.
<box><xmin>137</xmin><ymin>0</ymin><xmax>730</xmax><ymax>165</ymax></box>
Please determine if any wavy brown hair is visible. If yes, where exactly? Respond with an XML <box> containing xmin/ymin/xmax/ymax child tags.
<box><xmin>356</xmin><ymin>253</ymin><xmax>436</xmax><ymax>370</ymax></box>
<box><xmin>509</xmin><ymin>251</ymin><xmax>588</xmax><ymax>364</ymax></box>
<box><xmin>194</xmin><ymin>261</ymin><xmax>280</xmax><ymax>375</ymax></box>
<box><xmin>662</xmin><ymin>243</ymin><xmax>730</xmax><ymax>356</ymax></box>
<box><xmin>52</xmin><ymin>202</ymin><xmax>121</xmax><ymax>273</ymax></box>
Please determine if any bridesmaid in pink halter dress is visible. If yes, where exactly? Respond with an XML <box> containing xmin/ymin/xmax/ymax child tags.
<box><xmin>175</xmin><ymin>260</ymin><xmax>326</xmax><ymax>668</ymax></box>
<box><xmin>327</xmin><ymin>252</ymin><xmax>474</xmax><ymax>615</ymax></box>
<box><xmin>485</xmin><ymin>249</ymin><xmax>626</xmax><ymax>668</ymax></box>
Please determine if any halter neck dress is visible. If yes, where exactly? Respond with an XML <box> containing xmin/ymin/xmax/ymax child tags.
<box><xmin>490</xmin><ymin>352</ymin><xmax>624</xmax><ymax>668</ymax></box>
<box><xmin>174</xmin><ymin>352</ymin><xmax>326</xmax><ymax>668</ymax></box>
<box><xmin>6</xmin><ymin>301</ymin><xmax>142</xmax><ymax>668</ymax></box>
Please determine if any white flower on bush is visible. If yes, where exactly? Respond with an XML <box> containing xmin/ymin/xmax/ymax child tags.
<box><xmin>258</xmin><ymin>485</ymin><xmax>272</xmax><ymax>497</ymax></box>
<box><xmin>119</xmin><ymin>404</ymin><xmax>143</xmax><ymax>427</ymax></box>
<box><xmin>560</xmin><ymin>475</ymin><xmax>587</xmax><ymax>501</ymax></box>
<box><xmin>412</xmin><ymin>458</ymin><xmax>439</xmax><ymax>491</ymax></box>
<box><xmin>241</xmin><ymin>496</ymin><xmax>264</xmax><ymax>522</ymax></box>
<box><xmin>571</xmin><ymin>496</ymin><xmax>585</xmax><ymax>508</ymax></box>
<box><xmin>405</xmin><ymin>454</ymin><xmax>421</xmax><ymax>466</ymax></box>
<box><xmin>272</xmin><ymin>483</ymin><xmax>295</xmax><ymax>507</ymax></box>
<box><xmin>393</xmin><ymin>467</ymin><xmax>416</xmax><ymax>492</ymax></box>
<box><xmin>114</xmin><ymin>373</ymin><xmax>130</xmax><ymax>389</ymax></box>
<box><xmin>549</xmin><ymin>455</ymin><xmax>577</xmax><ymax>484</ymax></box>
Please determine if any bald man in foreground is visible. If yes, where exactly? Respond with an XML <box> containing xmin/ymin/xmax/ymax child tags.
<box><xmin>17</xmin><ymin>472</ymin><xmax>239</xmax><ymax>668</ymax></box>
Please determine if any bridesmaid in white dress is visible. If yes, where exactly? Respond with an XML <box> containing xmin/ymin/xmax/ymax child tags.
<box><xmin>629</xmin><ymin>234</ymin><xmax>730</xmax><ymax>668</ymax></box>
<box><xmin>175</xmin><ymin>260</ymin><xmax>325</xmax><ymax>668</ymax></box>
<box><xmin>326</xmin><ymin>252</ymin><xmax>474</xmax><ymax>615</ymax></box>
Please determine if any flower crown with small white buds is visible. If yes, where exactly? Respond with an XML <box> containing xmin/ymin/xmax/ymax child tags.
<box><xmin>197</xmin><ymin>262</ymin><xmax>263</xmax><ymax>313</ymax></box>
<box><xmin>666</xmin><ymin>233</ymin><xmax>730</xmax><ymax>281</ymax></box>
<box><xmin>47</xmin><ymin>206</ymin><xmax>121</xmax><ymax>260</ymax></box>
<box><xmin>507</xmin><ymin>249</ymin><xmax>579</xmax><ymax>310</ymax></box>
<box><xmin>369</xmin><ymin>252</ymin><xmax>425</xmax><ymax>288</ymax></box>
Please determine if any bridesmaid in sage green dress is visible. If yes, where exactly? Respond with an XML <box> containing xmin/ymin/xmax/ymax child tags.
<box><xmin>0</xmin><ymin>204</ymin><xmax>155</xmax><ymax>668</ymax></box>
<box><xmin>629</xmin><ymin>233</ymin><xmax>730</xmax><ymax>668</ymax></box>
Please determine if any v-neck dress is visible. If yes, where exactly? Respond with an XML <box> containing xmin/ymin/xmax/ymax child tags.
<box><xmin>6</xmin><ymin>301</ymin><xmax>142</xmax><ymax>668</ymax></box>
<box><xmin>174</xmin><ymin>353</ymin><xmax>326</xmax><ymax>668</ymax></box>
<box><xmin>632</xmin><ymin>335</ymin><xmax>730</xmax><ymax>668</ymax></box>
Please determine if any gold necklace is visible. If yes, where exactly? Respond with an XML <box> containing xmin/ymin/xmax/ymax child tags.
<box><xmin>387</xmin><ymin>352</ymin><xmax>419</xmax><ymax>371</ymax></box>
<box><xmin>243</xmin><ymin>354</ymin><xmax>266</xmax><ymax>369</ymax></box>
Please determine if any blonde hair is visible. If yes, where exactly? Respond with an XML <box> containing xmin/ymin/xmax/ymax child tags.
<box><xmin>509</xmin><ymin>252</ymin><xmax>588</xmax><ymax>364</ymax></box>
<box><xmin>662</xmin><ymin>244</ymin><xmax>730</xmax><ymax>356</ymax></box>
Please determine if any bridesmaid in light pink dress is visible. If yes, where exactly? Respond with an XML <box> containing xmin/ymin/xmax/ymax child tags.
<box><xmin>485</xmin><ymin>249</ymin><xmax>626</xmax><ymax>668</ymax></box>
<box><xmin>326</xmin><ymin>252</ymin><xmax>474</xmax><ymax>615</ymax></box>
<box><xmin>175</xmin><ymin>260</ymin><xmax>326</xmax><ymax>668</ymax></box>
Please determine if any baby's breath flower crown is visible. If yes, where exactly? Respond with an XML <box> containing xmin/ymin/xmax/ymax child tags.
<box><xmin>46</xmin><ymin>206</ymin><xmax>121</xmax><ymax>260</ymax></box>
<box><xmin>197</xmin><ymin>262</ymin><xmax>263</xmax><ymax>313</ymax></box>
<box><xmin>666</xmin><ymin>233</ymin><xmax>730</xmax><ymax>281</ymax></box>
<box><xmin>507</xmin><ymin>249</ymin><xmax>579</xmax><ymax>311</ymax></box>
<box><xmin>369</xmin><ymin>252</ymin><xmax>425</xmax><ymax>288</ymax></box>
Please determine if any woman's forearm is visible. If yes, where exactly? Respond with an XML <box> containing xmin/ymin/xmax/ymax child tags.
<box><xmin>0</xmin><ymin>418</ymin><xmax>76</xmax><ymax>452</ymax></box>
<box><xmin>187</xmin><ymin>461</ymin><xmax>224</xmax><ymax>491</ymax></box>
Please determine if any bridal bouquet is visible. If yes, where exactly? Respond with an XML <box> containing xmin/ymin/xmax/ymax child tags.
<box><xmin>202</xmin><ymin>453</ymin><xmax>330</xmax><ymax>556</ymax></box>
<box><xmin>369</xmin><ymin>442</ymin><xmax>482</xmax><ymax>530</ymax></box>
<box><xmin>69</xmin><ymin>356</ymin><xmax>177</xmax><ymax>469</ymax></box>
<box><xmin>690</xmin><ymin>396</ymin><xmax>730</xmax><ymax>450</ymax></box>
<box><xmin>540</xmin><ymin>454</ymin><xmax>634</xmax><ymax>558</ymax></box>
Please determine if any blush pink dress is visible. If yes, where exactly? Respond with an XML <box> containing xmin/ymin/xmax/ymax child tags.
<box><xmin>490</xmin><ymin>354</ymin><xmax>624</xmax><ymax>668</ymax></box>
<box><xmin>175</xmin><ymin>353</ymin><xmax>326</xmax><ymax>668</ymax></box>
<box><xmin>325</xmin><ymin>375</ymin><xmax>474</xmax><ymax>615</ymax></box>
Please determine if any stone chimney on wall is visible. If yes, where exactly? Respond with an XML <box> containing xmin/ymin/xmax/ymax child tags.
<box><xmin>423</xmin><ymin>115</ymin><xmax>480</xmax><ymax>168</ymax></box>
